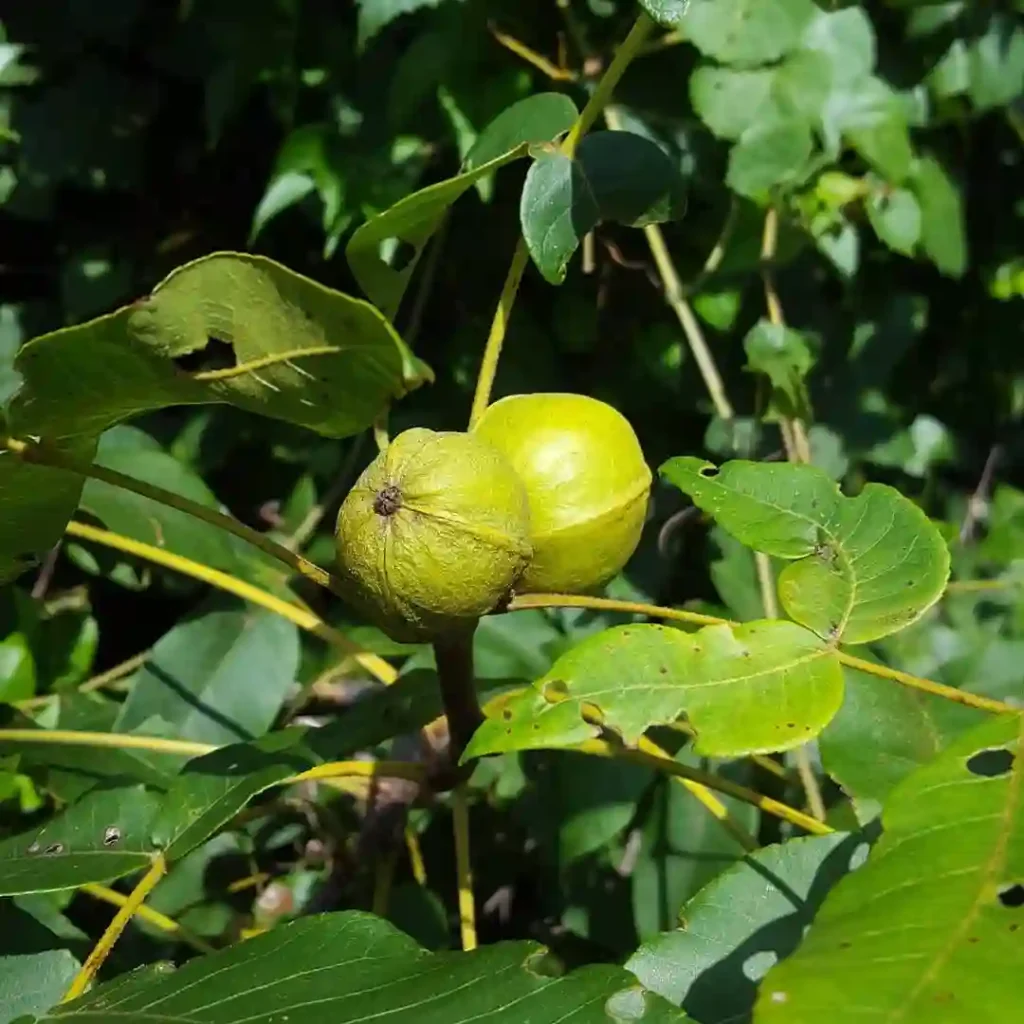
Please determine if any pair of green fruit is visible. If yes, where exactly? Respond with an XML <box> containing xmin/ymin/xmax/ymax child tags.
<box><xmin>335</xmin><ymin>393</ymin><xmax>652</xmax><ymax>642</ymax></box>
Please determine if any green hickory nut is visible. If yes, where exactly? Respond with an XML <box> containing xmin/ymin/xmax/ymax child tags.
<box><xmin>335</xmin><ymin>427</ymin><xmax>532</xmax><ymax>642</ymax></box>
<box><xmin>473</xmin><ymin>392</ymin><xmax>652</xmax><ymax>594</ymax></box>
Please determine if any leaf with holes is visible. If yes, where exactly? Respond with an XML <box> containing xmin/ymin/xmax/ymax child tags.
<box><xmin>0</xmin><ymin>437</ymin><xmax>95</xmax><ymax>585</ymax></box>
<box><xmin>0</xmin><ymin>785</ymin><xmax>161</xmax><ymax>895</ymax></box>
<box><xmin>520</xmin><ymin>131</ymin><xmax>688</xmax><ymax>284</ymax></box>
<box><xmin>755</xmin><ymin>713</ymin><xmax>1024</xmax><ymax>1022</ymax></box>
<box><xmin>8</xmin><ymin>253</ymin><xmax>426</xmax><ymax>444</ymax></box>
<box><xmin>464</xmin><ymin>620</ymin><xmax>843</xmax><ymax>761</ymax></box>
<box><xmin>348</xmin><ymin>94</ymin><xmax>578</xmax><ymax>319</ymax></box>
<box><xmin>150</xmin><ymin>669</ymin><xmax>450</xmax><ymax>861</ymax></box>
<box><xmin>660</xmin><ymin>458</ymin><xmax>951</xmax><ymax>644</ymax></box>
<box><xmin>628</xmin><ymin>832</ymin><xmax>864</xmax><ymax>1023</ymax></box>
<box><xmin>49</xmin><ymin>911</ymin><xmax>692</xmax><ymax>1023</ymax></box>
<box><xmin>819</xmin><ymin>659</ymin><xmax>986</xmax><ymax>804</ymax></box>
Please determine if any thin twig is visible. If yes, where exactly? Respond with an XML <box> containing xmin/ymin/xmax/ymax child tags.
<box><xmin>63</xmin><ymin>855</ymin><xmax>168</xmax><ymax>1002</ymax></box>
<box><xmin>502</xmin><ymin>593</ymin><xmax>1021</xmax><ymax>716</ymax></box>
<box><xmin>452</xmin><ymin>785</ymin><xmax>477</xmax><ymax>950</ymax></box>
<box><xmin>468</xmin><ymin>12</ymin><xmax>655</xmax><ymax>427</ymax></box>
<box><xmin>64</xmin><ymin>520</ymin><xmax>397</xmax><ymax>684</ymax></box>
<box><xmin>959</xmin><ymin>444</ymin><xmax>1001</xmax><ymax>544</ymax></box>
<box><xmin>3</xmin><ymin>436</ymin><xmax>340</xmax><ymax>596</ymax></box>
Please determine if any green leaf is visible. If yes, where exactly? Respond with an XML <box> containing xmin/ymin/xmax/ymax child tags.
<box><xmin>10</xmin><ymin>253</ymin><xmax>423</xmax><ymax>443</ymax></box>
<box><xmin>464</xmin><ymin>620</ymin><xmax>843</xmax><ymax>760</ymax></box>
<box><xmin>52</xmin><ymin>911</ymin><xmax>691</xmax><ymax>1023</ymax></box>
<box><xmin>823</xmin><ymin>77</ymin><xmax>913</xmax><ymax>183</ymax></box>
<box><xmin>0</xmin><ymin>949</ymin><xmax>79</xmax><ymax>1024</ymax></box>
<box><xmin>151</xmin><ymin>669</ymin><xmax>451</xmax><ymax>861</ymax></box>
<box><xmin>356</xmin><ymin>0</ymin><xmax>459</xmax><ymax>50</ymax></box>
<box><xmin>660</xmin><ymin>458</ymin><xmax>951</xmax><ymax>644</ymax></box>
<box><xmin>463</xmin><ymin>93</ymin><xmax>579</xmax><ymax>171</ymax></box>
<box><xmin>0</xmin><ymin>702</ymin><xmax>184</xmax><ymax>800</ymax></box>
<box><xmin>628</xmin><ymin>833</ymin><xmax>862</xmax><ymax>1022</ymax></box>
<box><xmin>755</xmin><ymin>713</ymin><xmax>1024</xmax><ymax>1022</ymax></box>
<box><xmin>911</xmin><ymin>155</ymin><xmax>967</xmax><ymax>277</ymax></box>
<box><xmin>680</xmin><ymin>0</ymin><xmax>818</xmax><ymax>65</ymax></box>
<box><xmin>0</xmin><ymin>437</ymin><xmax>94</xmax><ymax>585</ymax></box>
<box><xmin>743</xmin><ymin>320</ymin><xmax>815</xmax><ymax>421</ymax></box>
<box><xmin>968</xmin><ymin>16</ymin><xmax>1024</xmax><ymax>111</ymax></box>
<box><xmin>520</xmin><ymin>131</ymin><xmax>688</xmax><ymax>284</ymax></box>
<box><xmin>639</xmin><ymin>1</ymin><xmax>690</xmax><ymax>28</ymax></box>
<box><xmin>0</xmin><ymin>785</ymin><xmax>161</xmax><ymax>895</ymax></box>
<box><xmin>690</xmin><ymin>65</ymin><xmax>776</xmax><ymax>141</ymax></box>
<box><xmin>727</xmin><ymin>118</ymin><xmax>813</xmax><ymax>198</ymax></box>
<box><xmin>348</xmin><ymin>98</ymin><xmax>577</xmax><ymax>320</ymax></box>
<box><xmin>801</xmin><ymin>8</ymin><xmax>876</xmax><ymax>85</ymax></box>
<box><xmin>115</xmin><ymin>602</ymin><xmax>299</xmax><ymax>747</ymax></box>
<box><xmin>819</xmin><ymin>661</ymin><xmax>985</xmax><ymax>804</ymax></box>
<box><xmin>80</xmin><ymin>427</ymin><xmax>283</xmax><ymax>590</ymax></box>
<box><xmin>866</xmin><ymin>187</ymin><xmax>921</xmax><ymax>256</ymax></box>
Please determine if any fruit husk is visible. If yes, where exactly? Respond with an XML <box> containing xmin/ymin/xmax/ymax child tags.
<box><xmin>473</xmin><ymin>392</ymin><xmax>651</xmax><ymax>594</ymax></box>
<box><xmin>335</xmin><ymin>427</ymin><xmax>532</xmax><ymax>641</ymax></box>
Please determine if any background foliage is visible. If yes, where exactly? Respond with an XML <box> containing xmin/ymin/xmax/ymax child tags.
<box><xmin>0</xmin><ymin>1</ymin><xmax>1022</xmax><ymax>1022</ymax></box>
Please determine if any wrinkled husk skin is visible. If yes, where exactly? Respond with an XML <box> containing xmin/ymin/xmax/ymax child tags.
<box><xmin>473</xmin><ymin>393</ymin><xmax>651</xmax><ymax>594</ymax></box>
<box><xmin>335</xmin><ymin>427</ymin><xmax>532</xmax><ymax>641</ymax></box>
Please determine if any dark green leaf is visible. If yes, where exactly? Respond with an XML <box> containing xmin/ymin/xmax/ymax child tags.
<box><xmin>911</xmin><ymin>155</ymin><xmax>967</xmax><ymax>277</ymax></box>
<box><xmin>756</xmin><ymin>713</ymin><xmax>1024</xmax><ymax>1022</ymax></box>
<box><xmin>660</xmin><ymin>458</ymin><xmax>951</xmax><ymax>644</ymax></box>
<box><xmin>356</xmin><ymin>0</ymin><xmax>459</xmax><ymax>50</ymax></box>
<box><xmin>0</xmin><ymin>438</ymin><xmax>94</xmax><ymax>585</ymax></box>
<box><xmin>520</xmin><ymin>131</ymin><xmax>687</xmax><ymax>284</ymax></box>
<box><xmin>115</xmin><ymin>603</ymin><xmax>299</xmax><ymax>746</ymax></box>
<box><xmin>52</xmin><ymin>911</ymin><xmax>692</xmax><ymax>1023</ymax></box>
<box><xmin>0</xmin><ymin>785</ymin><xmax>161</xmax><ymax>895</ymax></box>
<box><xmin>10</xmin><ymin>253</ymin><xmax>423</xmax><ymax>442</ymax></box>
<box><xmin>464</xmin><ymin>93</ymin><xmax>579</xmax><ymax>170</ymax></box>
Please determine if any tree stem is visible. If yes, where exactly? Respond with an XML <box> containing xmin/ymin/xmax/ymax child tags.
<box><xmin>468</xmin><ymin>12</ymin><xmax>654</xmax><ymax>428</ymax></box>
<box><xmin>432</xmin><ymin>629</ymin><xmax>484</xmax><ymax>766</ymax></box>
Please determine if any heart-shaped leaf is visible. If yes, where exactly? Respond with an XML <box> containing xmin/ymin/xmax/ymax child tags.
<box><xmin>755</xmin><ymin>712</ymin><xmax>1024</xmax><ymax>1022</ymax></box>
<box><xmin>660</xmin><ymin>458</ymin><xmax>951</xmax><ymax>644</ymax></box>
<box><xmin>464</xmin><ymin>620</ymin><xmax>843</xmax><ymax>760</ymax></box>
<box><xmin>51</xmin><ymin>911</ymin><xmax>692</xmax><ymax>1023</ymax></box>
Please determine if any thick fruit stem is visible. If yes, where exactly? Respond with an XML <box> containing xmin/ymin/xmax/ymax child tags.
<box><xmin>433</xmin><ymin>626</ymin><xmax>484</xmax><ymax>768</ymax></box>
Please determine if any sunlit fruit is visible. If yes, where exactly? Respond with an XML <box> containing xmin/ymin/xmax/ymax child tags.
<box><xmin>473</xmin><ymin>392</ymin><xmax>651</xmax><ymax>593</ymax></box>
<box><xmin>335</xmin><ymin>427</ymin><xmax>532</xmax><ymax>641</ymax></box>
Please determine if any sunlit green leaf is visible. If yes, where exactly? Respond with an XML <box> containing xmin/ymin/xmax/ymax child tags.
<box><xmin>743</xmin><ymin>320</ymin><xmax>815</xmax><ymax>421</ymax></box>
<box><xmin>52</xmin><ymin>911</ymin><xmax>692</xmax><ymax>1023</ymax></box>
<box><xmin>755</xmin><ymin>713</ymin><xmax>1024</xmax><ymax>1023</ymax></box>
<box><xmin>680</xmin><ymin>0</ymin><xmax>818</xmax><ymax>65</ymax></box>
<box><xmin>115</xmin><ymin>602</ymin><xmax>299</xmax><ymax>747</ymax></box>
<box><xmin>727</xmin><ymin>118</ymin><xmax>813</xmax><ymax>198</ymax></box>
<box><xmin>866</xmin><ymin>187</ymin><xmax>921</xmax><ymax>255</ymax></box>
<box><xmin>660</xmin><ymin>458</ymin><xmax>951</xmax><ymax>644</ymax></box>
<box><xmin>911</xmin><ymin>154</ymin><xmax>967</xmax><ymax>277</ymax></box>
<box><xmin>0</xmin><ymin>948</ymin><xmax>79</xmax><ymax>1024</ymax></box>
<box><xmin>10</xmin><ymin>253</ymin><xmax>423</xmax><ymax>442</ymax></box>
<box><xmin>628</xmin><ymin>833</ymin><xmax>862</xmax><ymax>1022</ymax></box>
<box><xmin>465</xmin><ymin>620</ymin><xmax>843</xmax><ymax>760</ymax></box>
